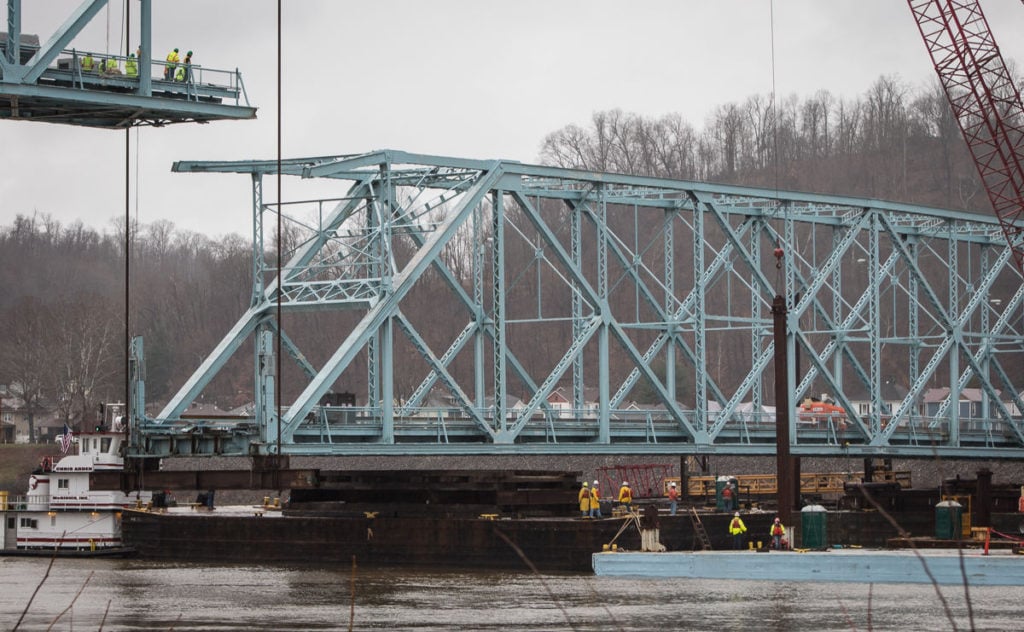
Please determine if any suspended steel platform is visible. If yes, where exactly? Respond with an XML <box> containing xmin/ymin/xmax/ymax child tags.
<box><xmin>1</xmin><ymin>0</ymin><xmax>255</xmax><ymax>128</ymax></box>
<box><xmin>126</xmin><ymin>149</ymin><xmax>1024</xmax><ymax>460</ymax></box>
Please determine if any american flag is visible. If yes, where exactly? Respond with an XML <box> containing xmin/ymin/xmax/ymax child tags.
<box><xmin>59</xmin><ymin>423</ymin><xmax>74</xmax><ymax>454</ymax></box>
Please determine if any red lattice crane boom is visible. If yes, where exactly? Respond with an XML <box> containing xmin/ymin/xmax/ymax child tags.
<box><xmin>908</xmin><ymin>0</ymin><xmax>1024</xmax><ymax>274</ymax></box>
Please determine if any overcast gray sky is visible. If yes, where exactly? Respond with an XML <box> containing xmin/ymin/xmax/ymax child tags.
<box><xmin>3</xmin><ymin>0</ymin><xmax>1024</xmax><ymax>238</ymax></box>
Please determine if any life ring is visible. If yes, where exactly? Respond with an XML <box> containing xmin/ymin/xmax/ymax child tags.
<box><xmin>29</xmin><ymin>475</ymin><xmax>39</xmax><ymax>491</ymax></box>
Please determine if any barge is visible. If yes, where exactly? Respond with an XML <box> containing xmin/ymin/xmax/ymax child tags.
<box><xmin>120</xmin><ymin>499</ymin><xmax>1024</xmax><ymax>572</ymax></box>
<box><xmin>592</xmin><ymin>548</ymin><xmax>1024</xmax><ymax>585</ymax></box>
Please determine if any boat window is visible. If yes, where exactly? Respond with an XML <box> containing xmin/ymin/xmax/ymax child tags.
<box><xmin>6</xmin><ymin>517</ymin><xmax>13</xmax><ymax>529</ymax></box>
<box><xmin>19</xmin><ymin>517</ymin><xmax>38</xmax><ymax>529</ymax></box>
<box><xmin>101</xmin><ymin>437</ymin><xmax>112</xmax><ymax>453</ymax></box>
<box><xmin>58</xmin><ymin>478</ymin><xmax>69</xmax><ymax>489</ymax></box>
<box><xmin>50</xmin><ymin>515</ymin><xmax>56</xmax><ymax>526</ymax></box>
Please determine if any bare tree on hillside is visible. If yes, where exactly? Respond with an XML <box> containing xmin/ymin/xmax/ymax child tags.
<box><xmin>0</xmin><ymin>297</ymin><xmax>51</xmax><ymax>441</ymax></box>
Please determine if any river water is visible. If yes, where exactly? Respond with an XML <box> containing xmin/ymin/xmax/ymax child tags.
<box><xmin>1</xmin><ymin>557</ymin><xmax>1022</xmax><ymax>631</ymax></box>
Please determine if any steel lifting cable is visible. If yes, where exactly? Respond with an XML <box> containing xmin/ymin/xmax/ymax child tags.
<box><xmin>124</xmin><ymin>0</ymin><xmax>131</xmax><ymax>418</ymax></box>
<box><xmin>276</xmin><ymin>0</ymin><xmax>283</xmax><ymax>457</ymax></box>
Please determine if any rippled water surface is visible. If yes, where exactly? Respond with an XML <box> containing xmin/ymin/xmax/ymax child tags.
<box><xmin>2</xmin><ymin>557</ymin><xmax>1022</xmax><ymax>631</ymax></box>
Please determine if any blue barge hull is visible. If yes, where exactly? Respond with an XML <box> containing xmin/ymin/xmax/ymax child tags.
<box><xmin>592</xmin><ymin>549</ymin><xmax>1024</xmax><ymax>585</ymax></box>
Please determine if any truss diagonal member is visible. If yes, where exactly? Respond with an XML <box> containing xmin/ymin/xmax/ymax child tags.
<box><xmin>18</xmin><ymin>0</ymin><xmax>107</xmax><ymax>84</ymax></box>
<box><xmin>507</xmin><ymin>316</ymin><xmax>602</xmax><ymax>438</ymax></box>
<box><xmin>509</xmin><ymin>190</ymin><xmax>704</xmax><ymax>441</ymax></box>
<box><xmin>707</xmin><ymin>210</ymin><xmax>873</xmax><ymax>437</ymax></box>
<box><xmin>792</xmin><ymin>249</ymin><xmax>903</xmax><ymax>437</ymax></box>
<box><xmin>393</xmin><ymin>312</ymin><xmax>495</xmax><ymax>439</ymax></box>
<box><xmin>399</xmin><ymin>321</ymin><xmax>477</xmax><ymax>414</ymax></box>
<box><xmin>577</xmin><ymin>195</ymin><xmax>735</xmax><ymax>410</ymax></box>
<box><xmin>157</xmin><ymin>306</ymin><xmax>267</xmax><ymax>420</ymax></box>
<box><xmin>888</xmin><ymin>255</ymin><xmax>1024</xmax><ymax>444</ymax></box>
<box><xmin>279</xmin><ymin>163</ymin><xmax>504</xmax><ymax>440</ymax></box>
<box><xmin>609</xmin><ymin>216</ymin><xmax>757</xmax><ymax>409</ymax></box>
<box><xmin>574</xmin><ymin>198</ymin><xmax>672</xmax><ymax>317</ymax></box>
<box><xmin>391</xmin><ymin>197</ymin><xmax>554</xmax><ymax>417</ymax></box>
<box><xmin>873</xmin><ymin>213</ymin><xmax>1009</xmax><ymax>442</ymax></box>
<box><xmin>271</xmin><ymin>179</ymin><xmax>374</xmax><ymax>294</ymax></box>
<box><xmin>266</xmin><ymin>319</ymin><xmax>318</xmax><ymax>380</ymax></box>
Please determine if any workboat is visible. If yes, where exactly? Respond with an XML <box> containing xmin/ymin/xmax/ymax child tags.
<box><xmin>1</xmin><ymin>426</ymin><xmax>151</xmax><ymax>555</ymax></box>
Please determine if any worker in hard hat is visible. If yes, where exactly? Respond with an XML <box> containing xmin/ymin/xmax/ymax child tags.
<box><xmin>667</xmin><ymin>481</ymin><xmax>679</xmax><ymax>516</ymax></box>
<box><xmin>770</xmin><ymin>517</ymin><xmax>787</xmax><ymax>550</ymax></box>
<box><xmin>80</xmin><ymin>52</ymin><xmax>95</xmax><ymax>73</ymax></box>
<box><xmin>125</xmin><ymin>53</ymin><xmax>138</xmax><ymax>77</ymax></box>
<box><xmin>729</xmin><ymin>512</ymin><xmax>747</xmax><ymax>550</ymax></box>
<box><xmin>618</xmin><ymin>481</ymin><xmax>633</xmax><ymax>511</ymax></box>
<box><xmin>589</xmin><ymin>480</ymin><xmax>602</xmax><ymax>518</ymax></box>
<box><xmin>182</xmin><ymin>50</ymin><xmax>193</xmax><ymax>82</ymax></box>
<box><xmin>578</xmin><ymin>481</ymin><xmax>590</xmax><ymax>518</ymax></box>
<box><xmin>104</xmin><ymin>56</ymin><xmax>120</xmax><ymax>75</ymax></box>
<box><xmin>165</xmin><ymin>47</ymin><xmax>180</xmax><ymax>80</ymax></box>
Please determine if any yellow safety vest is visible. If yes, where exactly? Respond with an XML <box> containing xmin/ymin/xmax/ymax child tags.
<box><xmin>125</xmin><ymin>59</ymin><xmax>137</xmax><ymax>77</ymax></box>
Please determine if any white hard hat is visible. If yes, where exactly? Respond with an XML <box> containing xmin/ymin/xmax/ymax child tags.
<box><xmin>622</xmin><ymin>482</ymin><xmax>628</xmax><ymax>486</ymax></box>
<box><xmin>593</xmin><ymin>480</ymin><xmax>599</xmax><ymax>485</ymax></box>
<box><xmin>734</xmin><ymin>512</ymin><xmax>740</xmax><ymax>517</ymax></box>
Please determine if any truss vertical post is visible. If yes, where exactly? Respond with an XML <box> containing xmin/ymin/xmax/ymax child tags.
<box><xmin>380</xmin><ymin>316</ymin><xmax>394</xmax><ymax>443</ymax></box>
<box><xmin>366</xmin><ymin>188</ymin><xmax>380</xmax><ymax>415</ymax></box>
<box><xmin>251</xmin><ymin>173</ymin><xmax>265</xmax><ymax>306</ymax></box>
<box><xmin>980</xmin><ymin>245</ymin><xmax>992</xmax><ymax>423</ymax></box>
<box><xmin>752</xmin><ymin>221</ymin><xmax>764</xmax><ymax>416</ymax></box>
<box><xmin>492</xmin><ymin>190</ymin><xmax>507</xmax><ymax>433</ymax></box>
<box><xmin>869</xmin><ymin>213</ymin><xmax>883</xmax><ymax>437</ymax></box>
<box><xmin>571</xmin><ymin>200</ymin><xmax>585</xmax><ymax>414</ymax></box>
<box><xmin>6</xmin><ymin>0</ymin><xmax>20</xmax><ymax>65</ymax></box>
<box><xmin>831</xmin><ymin>228</ymin><xmax>845</xmax><ymax>394</ymax></box>
<box><xmin>907</xmin><ymin>237</ymin><xmax>920</xmax><ymax>426</ymax></box>
<box><xmin>693</xmin><ymin>198</ymin><xmax>707</xmax><ymax>432</ymax></box>
<box><xmin>595</xmin><ymin>188</ymin><xmax>610</xmax><ymax>441</ymax></box>
<box><xmin>473</xmin><ymin>202</ymin><xmax>485</xmax><ymax>410</ymax></box>
<box><xmin>948</xmin><ymin>226</ymin><xmax>960</xmax><ymax>446</ymax></box>
<box><xmin>664</xmin><ymin>207</ymin><xmax>676</xmax><ymax>403</ymax></box>
<box><xmin>128</xmin><ymin>336</ymin><xmax>145</xmax><ymax>427</ymax></box>
<box><xmin>138</xmin><ymin>0</ymin><xmax>152</xmax><ymax>96</ymax></box>
<box><xmin>257</xmin><ymin>329</ymin><xmax>277</xmax><ymax>449</ymax></box>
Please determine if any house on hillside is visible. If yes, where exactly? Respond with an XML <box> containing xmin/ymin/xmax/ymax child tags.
<box><xmin>843</xmin><ymin>378</ymin><xmax>911</xmax><ymax>419</ymax></box>
<box><xmin>1</xmin><ymin>394</ymin><xmax>59</xmax><ymax>443</ymax></box>
<box><xmin>921</xmin><ymin>387</ymin><xmax>1020</xmax><ymax>419</ymax></box>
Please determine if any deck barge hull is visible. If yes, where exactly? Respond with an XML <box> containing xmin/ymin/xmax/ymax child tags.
<box><xmin>122</xmin><ymin>509</ymin><xmax>1023</xmax><ymax>572</ymax></box>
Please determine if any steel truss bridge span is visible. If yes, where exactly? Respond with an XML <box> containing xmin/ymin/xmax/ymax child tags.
<box><xmin>129</xmin><ymin>150</ymin><xmax>1024</xmax><ymax>459</ymax></box>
